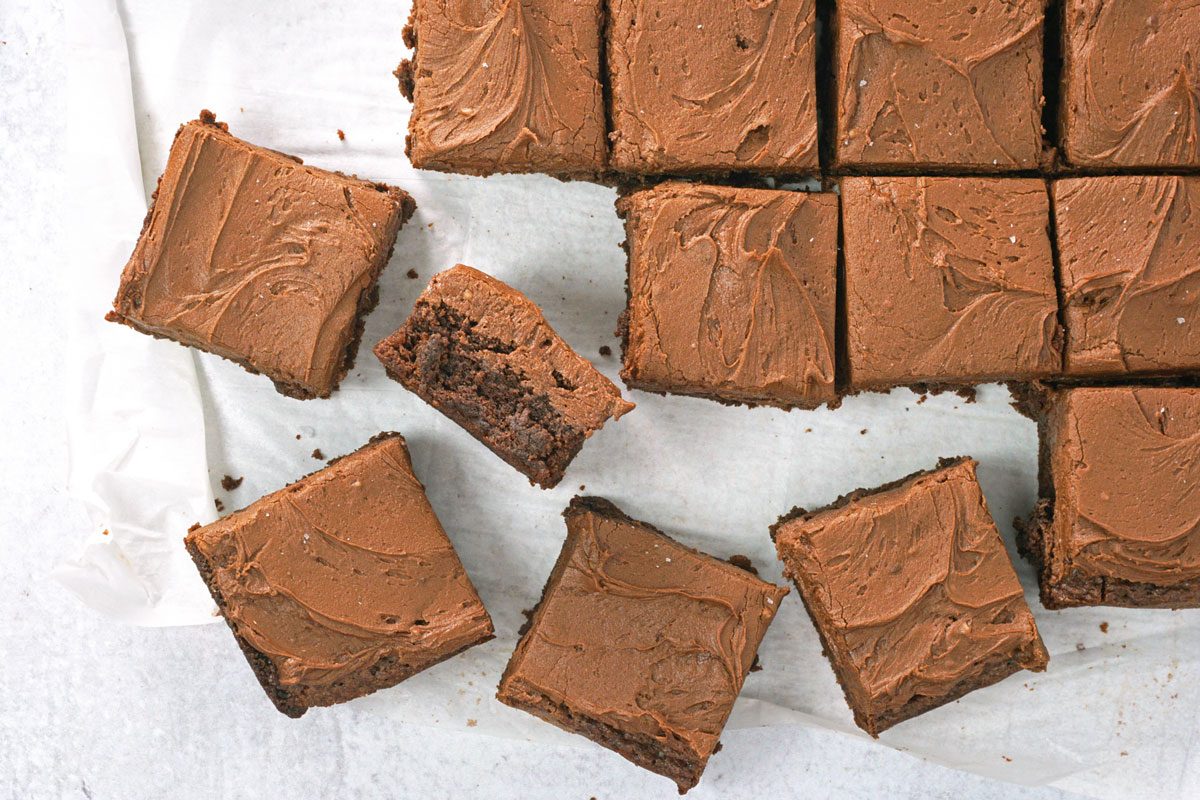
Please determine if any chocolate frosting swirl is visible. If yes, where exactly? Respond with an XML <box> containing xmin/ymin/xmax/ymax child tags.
<box><xmin>608</xmin><ymin>0</ymin><xmax>818</xmax><ymax>173</ymax></box>
<box><xmin>1056</xmin><ymin>176</ymin><xmax>1200</xmax><ymax>377</ymax></box>
<box><xmin>835</xmin><ymin>0</ymin><xmax>1045</xmax><ymax>168</ymax></box>
<box><xmin>1049</xmin><ymin>388</ymin><xmax>1200</xmax><ymax>587</ymax></box>
<box><xmin>1061</xmin><ymin>0</ymin><xmax>1200</xmax><ymax>168</ymax></box>
<box><xmin>186</xmin><ymin>434</ymin><xmax>493</xmax><ymax>689</ymax></box>
<box><xmin>620</xmin><ymin>182</ymin><xmax>837</xmax><ymax>408</ymax></box>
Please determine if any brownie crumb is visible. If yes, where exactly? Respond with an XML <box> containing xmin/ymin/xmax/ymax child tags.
<box><xmin>749</xmin><ymin>654</ymin><xmax>763</xmax><ymax>673</ymax></box>
<box><xmin>295</xmin><ymin>434</ymin><xmax>302</xmax><ymax>440</ymax></box>
<box><xmin>1075</xmin><ymin>642</ymin><xmax>1086</xmax><ymax>652</ymax></box>
<box><xmin>102</xmin><ymin>529</ymin><xmax>109</xmax><ymax>536</ymax></box>
<box><xmin>221</xmin><ymin>475</ymin><xmax>244</xmax><ymax>491</ymax></box>
<box><xmin>579</xmin><ymin>485</ymin><xmax>586</xmax><ymax>491</ymax></box>
<box><xmin>955</xmin><ymin>387</ymin><xmax>978</xmax><ymax>403</ymax></box>
<box><xmin>599</xmin><ymin>345</ymin><xmax>612</xmax><ymax>357</ymax></box>
<box><xmin>917</xmin><ymin>394</ymin><xmax>928</xmax><ymax>404</ymax></box>
<box><xmin>1100</xmin><ymin>622</ymin><xmax>1109</xmax><ymax>633</ymax></box>
<box><xmin>466</xmin><ymin>719</ymin><xmax>477</xmax><ymax>728</ymax></box>
<box><xmin>1002</xmin><ymin>756</ymin><xmax>1013</xmax><ymax>763</ymax></box>
<box><xmin>311</xmin><ymin>448</ymin><xmax>325</xmax><ymax>460</ymax></box>
<box><xmin>214</xmin><ymin>498</ymin><xmax>225</xmax><ymax>513</ymax></box>
<box><xmin>727</xmin><ymin>554</ymin><xmax>758</xmax><ymax>576</ymax></box>
<box><xmin>860</xmin><ymin>428</ymin><xmax>868</xmax><ymax>435</ymax></box>
<box><xmin>804</xmin><ymin>427</ymin><xmax>813</xmax><ymax>433</ymax></box>
<box><xmin>336</xmin><ymin>129</ymin><xmax>346</xmax><ymax>141</ymax></box>
<box><xmin>517</xmin><ymin>607</ymin><xmax>536</xmax><ymax>638</ymax></box>
<box><xmin>406</xmin><ymin>269</ymin><xmax>419</xmax><ymax>280</ymax></box>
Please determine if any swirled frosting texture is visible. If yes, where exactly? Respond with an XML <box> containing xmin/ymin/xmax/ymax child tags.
<box><xmin>1061</xmin><ymin>1</ymin><xmax>1200</xmax><ymax>168</ymax></box>
<box><xmin>620</xmin><ymin>182</ymin><xmax>837</xmax><ymax>409</ymax></box>
<box><xmin>607</xmin><ymin>0</ymin><xmax>818</xmax><ymax>174</ymax></box>
<box><xmin>186</xmin><ymin>434</ymin><xmax>494</xmax><ymax>714</ymax></box>
<box><xmin>842</xmin><ymin>176</ymin><xmax>1061</xmax><ymax>389</ymax></box>
<box><xmin>1055</xmin><ymin>176</ymin><xmax>1200</xmax><ymax>377</ymax></box>
<box><xmin>109</xmin><ymin>115</ymin><xmax>411</xmax><ymax>399</ymax></box>
<box><xmin>773</xmin><ymin>459</ymin><xmax>1048</xmax><ymax>735</ymax></box>
<box><xmin>1047</xmin><ymin>388</ymin><xmax>1200</xmax><ymax>598</ymax></box>
<box><xmin>498</xmin><ymin>497</ymin><xmax>786</xmax><ymax>792</ymax></box>
<box><xmin>834</xmin><ymin>0</ymin><xmax>1045</xmax><ymax>170</ymax></box>
<box><xmin>402</xmin><ymin>0</ymin><xmax>607</xmax><ymax>177</ymax></box>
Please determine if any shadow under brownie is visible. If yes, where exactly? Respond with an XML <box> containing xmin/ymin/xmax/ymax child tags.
<box><xmin>772</xmin><ymin>457</ymin><xmax>1049</xmax><ymax>736</ymax></box>
<box><xmin>497</xmin><ymin>496</ymin><xmax>787</xmax><ymax>794</ymax></box>
<box><xmin>374</xmin><ymin>265</ymin><xmax>634</xmax><ymax>489</ymax></box>
<box><xmin>185</xmin><ymin>433</ymin><xmax>494</xmax><ymax>717</ymax></box>
<box><xmin>107</xmin><ymin>111</ymin><xmax>415</xmax><ymax>399</ymax></box>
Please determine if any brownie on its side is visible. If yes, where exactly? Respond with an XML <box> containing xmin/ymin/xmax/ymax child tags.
<box><xmin>498</xmin><ymin>497</ymin><xmax>787</xmax><ymax>793</ymax></box>
<box><xmin>833</xmin><ymin>0</ymin><xmax>1045</xmax><ymax>172</ymax></box>
<box><xmin>1017</xmin><ymin>386</ymin><xmax>1200</xmax><ymax>609</ymax></box>
<box><xmin>606</xmin><ymin>0</ymin><xmax>818</xmax><ymax>176</ymax></box>
<box><xmin>772</xmin><ymin>458</ymin><xmax>1049</xmax><ymax>736</ymax></box>
<box><xmin>374</xmin><ymin>265</ymin><xmax>634</xmax><ymax>489</ymax></box>
<box><xmin>185</xmin><ymin>433</ymin><xmax>494</xmax><ymax>717</ymax></box>
<box><xmin>1060</xmin><ymin>1</ymin><xmax>1200</xmax><ymax>169</ymax></box>
<box><xmin>841</xmin><ymin>176</ymin><xmax>1061</xmax><ymax>391</ymax></box>
<box><xmin>619</xmin><ymin>182</ymin><xmax>838</xmax><ymax>409</ymax></box>
<box><xmin>1054</xmin><ymin>176</ymin><xmax>1200</xmax><ymax>378</ymax></box>
<box><xmin>108</xmin><ymin>111</ymin><xmax>414</xmax><ymax>400</ymax></box>
<box><xmin>397</xmin><ymin>0</ymin><xmax>607</xmax><ymax>178</ymax></box>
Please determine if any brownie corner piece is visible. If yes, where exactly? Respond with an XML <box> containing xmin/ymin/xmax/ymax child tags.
<box><xmin>773</xmin><ymin>458</ymin><xmax>1048</xmax><ymax>736</ymax></box>
<box><xmin>606</xmin><ymin>0</ymin><xmax>819</xmax><ymax>176</ymax></box>
<box><xmin>841</xmin><ymin>175</ymin><xmax>1060</xmax><ymax>391</ymax></box>
<box><xmin>184</xmin><ymin>433</ymin><xmax>493</xmax><ymax>716</ymax></box>
<box><xmin>620</xmin><ymin>181</ymin><xmax>838</xmax><ymax>409</ymax></box>
<box><xmin>1060</xmin><ymin>0</ymin><xmax>1200</xmax><ymax>169</ymax></box>
<box><xmin>497</xmin><ymin>496</ymin><xmax>786</xmax><ymax>793</ymax></box>
<box><xmin>109</xmin><ymin>111</ymin><xmax>414</xmax><ymax>399</ymax></box>
<box><xmin>374</xmin><ymin>265</ymin><xmax>633</xmax><ymax>488</ymax></box>
<box><xmin>833</xmin><ymin>0</ymin><xmax>1044</xmax><ymax>171</ymax></box>
<box><xmin>403</xmin><ymin>0</ymin><xmax>607</xmax><ymax>177</ymax></box>
<box><xmin>1022</xmin><ymin>386</ymin><xmax>1200</xmax><ymax>609</ymax></box>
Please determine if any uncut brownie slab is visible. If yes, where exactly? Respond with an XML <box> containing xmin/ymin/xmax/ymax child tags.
<box><xmin>618</xmin><ymin>182</ymin><xmax>838</xmax><ymax>409</ymax></box>
<box><xmin>772</xmin><ymin>458</ymin><xmax>1049</xmax><ymax>736</ymax></box>
<box><xmin>107</xmin><ymin>111</ymin><xmax>414</xmax><ymax>400</ymax></box>
<box><xmin>1017</xmin><ymin>387</ymin><xmax>1200</xmax><ymax>609</ymax></box>
<box><xmin>841</xmin><ymin>176</ymin><xmax>1061</xmax><ymax>391</ymax></box>
<box><xmin>184</xmin><ymin>433</ymin><xmax>494</xmax><ymax>718</ymax></box>
<box><xmin>1060</xmin><ymin>1</ymin><xmax>1200</xmax><ymax>169</ymax></box>
<box><xmin>1054</xmin><ymin>176</ymin><xmax>1200</xmax><ymax>378</ymax></box>
<box><xmin>833</xmin><ymin>0</ymin><xmax>1045</xmax><ymax>172</ymax></box>
<box><xmin>607</xmin><ymin>0</ymin><xmax>818</xmax><ymax>176</ymax></box>
<box><xmin>498</xmin><ymin>497</ymin><xmax>787</xmax><ymax>793</ymax></box>
<box><xmin>374</xmin><ymin>265</ymin><xmax>633</xmax><ymax>488</ymax></box>
<box><xmin>397</xmin><ymin>0</ymin><xmax>607</xmax><ymax>178</ymax></box>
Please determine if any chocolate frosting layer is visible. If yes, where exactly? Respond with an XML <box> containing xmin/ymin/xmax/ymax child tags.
<box><xmin>1062</xmin><ymin>0</ymin><xmax>1200</xmax><ymax>168</ymax></box>
<box><xmin>774</xmin><ymin>459</ymin><xmax>1048</xmax><ymax>730</ymax></box>
<box><xmin>110</xmin><ymin>114</ymin><xmax>411</xmax><ymax>399</ymax></box>
<box><xmin>402</xmin><ymin>0</ymin><xmax>607</xmax><ymax>177</ymax></box>
<box><xmin>835</xmin><ymin>0</ymin><xmax>1044</xmax><ymax>169</ymax></box>
<box><xmin>1055</xmin><ymin>176</ymin><xmax>1200</xmax><ymax>377</ymax></box>
<box><xmin>400</xmin><ymin>264</ymin><xmax>634</xmax><ymax>432</ymax></box>
<box><xmin>842</xmin><ymin>176</ymin><xmax>1061</xmax><ymax>389</ymax></box>
<box><xmin>1049</xmin><ymin>388</ymin><xmax>1200</xmax><ymax>588</ymax></box>
<box><xmin>620</xmin><ymin>182</ymin><xmax>837</xmax><ymax>409</ymax></box>
<box><xmin>186</xmin><ymin>434</ymin><xmax>493</xmax><ymax>691</ymax></box>
<box><xmin>499</xmin><ymin>497</ymin><xmax>786</xmax><ymax>787</ymax></box>
<box><xmin>608</xmin><ymin>0</ymin><xmax>818</xmax><ymax>174</ymax></box>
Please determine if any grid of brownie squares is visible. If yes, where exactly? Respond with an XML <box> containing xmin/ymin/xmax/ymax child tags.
<box><xmin>619</xmin><ymin>182</ymin><xmax>838</xmax><ymax>409</ymax></box>
<box><xmin>607</xmin><ymin>0</ymin><xmax>819</xmax><ymax>175</ymax></box>
<box><xmin>1019</xmin><ymin>386</ymin><xmax>1200</xmax><ymax>609</ymax></box>
<box><xmin>772</xmin><ymin>458</ymin><xmax>1049</xmax><ymax>736</ymax></box>
<box><xmin>498</xmin><ymin>496</ymin><xmax>787</xmax><ymax>793</ymax></box>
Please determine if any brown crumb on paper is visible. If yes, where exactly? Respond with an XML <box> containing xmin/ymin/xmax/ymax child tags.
<box><xmin>336</xmin><ymin>129</ymin><xmax>346</xmax><ymax>141</ymax></box>
<box><xmin>221</xmin><ymin>475</ymin><xmax>243</xmax><ymax>491</ymax></box>
<box><xmin>406</xmin><ymin>268</ymin><xmax>419</xmax><ymax>279</ymax></box>
<box><xmin>214</xmin><ymin>499</ymin><xmax>225</xmax><ymax>513</ymax></box>
<box><xmin>599</xmin><ymin>345</ymin><xmax>612</xmax><ymax>357</ymax></box>
<box><xmin>727</xmin><ymin>554</ymin><xmax>758</xmax><ymax>576</ymax></box>
<box><xmin>311</xmin><ymin>448</ymin><xmax>325</xmax><ymax>461</ymax></box>
<box><xmin>466</xmin><ymin>719</ymin><xmax>477</xmax><ymax>728</ymax></box>
<box><xmin>1100</xmin><ymin>622</ymin><xmax>1109</xmax><ymax>633</ymax></box>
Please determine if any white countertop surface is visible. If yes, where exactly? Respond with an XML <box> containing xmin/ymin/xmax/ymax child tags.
<box><xmin>0</xmin><ymin>2</ymin><xmax>1162</xmax><ymax>798</ymax></box>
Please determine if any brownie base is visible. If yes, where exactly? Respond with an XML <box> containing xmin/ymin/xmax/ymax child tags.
<box><xmin>772</xmin><ymin>457</ymin><xmax>1049</xmax><ymax>736</ymax></box>
<box><xmin>374</xmin><ymin>301</ymin><xmax>586</xmax><ymax>489</ymax></box>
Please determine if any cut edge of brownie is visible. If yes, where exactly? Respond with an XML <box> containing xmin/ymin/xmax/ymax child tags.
<box><xmin>185</xmin><ymin>432</ymin><xmax>496</xmax><ymax>717</ymax></box>
<box><xmin>107</xmin><ymin>111</ymin><xmax>416</xmax><ymax>400</ymax></box>
<box><xmin>497</xmin><ymin>496</ymin><xmax>782</xmax><ymax>793</ymax></box>
<box><xmin>771</xmin><ymin>457</ymin><xmax>1048</xmax><ymax>736</ymax></box>
<box><xmin>373</xmin><ymin>301</ymin><xmax>589</xmax><ymax>489</ymax></box>
<box><xmin>1012</xmin><ymin>384</ymin><xmax>1200</xmax><ymax>609</ymax></box>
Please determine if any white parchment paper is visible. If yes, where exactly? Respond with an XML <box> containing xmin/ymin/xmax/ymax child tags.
<box><xmin>60</xmin><ymin>1</ymin><xmax>1199</xmax><ymax>797</ymax></box>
